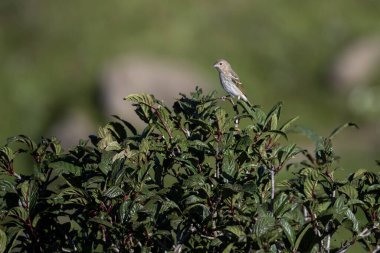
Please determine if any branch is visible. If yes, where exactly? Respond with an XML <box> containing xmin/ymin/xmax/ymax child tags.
<box><xmin>335</xmin><ymin>223</ymin><xmax>379</xmax><ymax>253</ymax></box>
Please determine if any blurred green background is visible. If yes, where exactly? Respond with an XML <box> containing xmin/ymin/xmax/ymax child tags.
<box><xmin>1</xmin><ymin>1</ymin><xmax>379</xmax><ymax>171</ymax></box>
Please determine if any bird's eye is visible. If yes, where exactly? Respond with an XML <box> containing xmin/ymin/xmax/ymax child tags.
<box><xmin>219</xmin><ymin>62</ymin><xmax>222</xmax><ymax>65</ymax></box>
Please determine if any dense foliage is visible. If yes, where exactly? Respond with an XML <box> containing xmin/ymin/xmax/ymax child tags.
<box><xmin>0</xmin><ymin>88</ymin><xmax>379</xmax><ymax>252</ymax></box>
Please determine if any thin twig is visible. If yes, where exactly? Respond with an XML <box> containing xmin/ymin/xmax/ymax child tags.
<box><xmin>335</xmin><ymin>223</ymin><xmax>379</xmax><ymax>253</ymax></box>
<box><xmin>154</xmin><ymin>108</ymin><xmax>174</xmax><ymax>139</ymax></box>
<box><xmin>269</xmin><ymin>166</ymin><xmax>275</xmax><ymax>212</ymax></box>
<box><xmin>271</xmin><ymin>166</ymin><xmax>275</xmax><ymax>201</ymax></box>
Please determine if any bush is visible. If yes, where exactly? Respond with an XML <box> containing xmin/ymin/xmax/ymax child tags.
<box><xmin>0</xmin><ymin>88</ymin><xmax>379</xmax><ymax>252</ymax></box>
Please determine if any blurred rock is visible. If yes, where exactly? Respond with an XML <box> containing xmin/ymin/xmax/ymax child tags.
<box><xmin>99</xmin><ymin>55</ymin><xmax>211</xmax><ymax>127</ymax></box>
<box><xmin>48</xmin><ymin>109</ymin><xmax>96</xmax><ymax>149</ymax></box>
<box><xmin>330</xmin><ymin>36</ymin><xmax>380</xmax><ymax>92</ymax></box>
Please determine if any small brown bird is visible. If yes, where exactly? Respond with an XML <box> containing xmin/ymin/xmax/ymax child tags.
<box><xmin>213</xmin><ymin>59</ymin><xmax>251</xmax><ymax>105</ymax></box>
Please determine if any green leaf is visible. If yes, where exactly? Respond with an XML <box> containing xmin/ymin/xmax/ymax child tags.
<box><xmin>0</xmin><ymin>147</ymin><xmax>15</xmax><ymax>163</ymax></box>
<box><xmin>108</xmin><ymin>121</ymin><xmax>127</xmax><ymax>141</ymax></box>
<box><xmin>223</xmin><ymin>183</ymin><xmax>243</xmax><ymax>194</ymax></box>
<box><xmin>347</xmin><ymin>199</ymin><xmax>364</xmax><ymax>206</ymax></box>
<box><xmin>8</xmin><ymin>206</ymin><xmax>28</xmax><ymax>222</ymax></box>
<box><xmin>277</xmin><ymin>144</ymin><xmax>301</xmax><ymax>164</ymax></box>
<box><xmin>54</xmin><ymin>187</ymin><xmax>88</xmax><ymax>205</ymax></box>
<box><xmin>7</xmin><ymin>135</ymin><xmax>37</xmax><ymax>151</ymax></box>
<box><xmin>293</xmin><ymin>223</ymin><xmax>312</xmax><ymax>252</ymax></box>
<box><xmin>89</xmin><ymin>217</ymin><xmax>114</xmax><ymax>228</ymax></box>
<box><xmin>222</xmin><ymin>243</ymin><xmax>234</xmax><ymax>253</ymax></box>
<box><xmin>366</xmin><ymin>184</ymin><xmax>380</xmax><ymax>192</ymax></box>
<box><xmin>273</xmin><ymin>192</ymin><xmax>289</xmax><ymax>216</ymax></box>
<box><xmin>253</xmin><ymin>214</ymin><xmax>275</xmax><ymax>238</ymax></box>
<box><xmin>119</xmin><ymin>200</ymin><xmax>131</xmax><ymax>223</ymax></box>
<box><xmin>316</xmin><ymin>201</ymin><xmax>331</xmax><ymax>214</ymax></box>
<box><xmin>266</xmin><ymin>130</ymin><xmax>288</xmax><ymax>140</ymax></box>
<box><xmin>338</xmin><ymin>185</ymin><xmax>358</xmax><ymax>199</ymax></box>
<box><xmin>190</xmin><ymin>140</ymin><xmax>211</xmax><ymax>150</ymax></box>
<box><xmin>155</xmin><ymin>105</ymin><xmax>175</xmax><ymax>137</ymax></box>
<box><xmin>265</xmin><ymin>102</ymin><xmax>282</xmax><ymax>130</ymax></box>
<box><xmin>125</xmin><ymin>93</ymin><xmax>155</xmax><ymax>123</ymax></box>
<box><xmin>210</xmin><ymin>238</ymin><xmax>223</xmax><ymax>247</ymax></box>
<box><xmin>280</xmin><ymin>219</ymin><xmax>295</xmax><ymax>247</ymax></box>
<box><xmin>364</xmin><ymin>195</ymin><xmax>375</xmax><ymax>207</ymax></box>
<box><xmin>99</xmin><ymin>151</ymin><xmax>115</xmax><ymax>175</ymax></box>
<box><xmin>84</xmin><ymin>176</ymin><xmax>105</xmax><ymax>189</ymax></box>
<box><xmin>0</xmin><ymin>229</ymin><xmax>6</xmax><ymax>253</ymax></box>
<box><xmin>0</xmin><ymin>179</ymin><xmax>16</xmax><ymax>193</ymax></box>
<box><xmin>328</xmin><ymin>122</ymin><xmax>359</xmax><ymax>139</ymax></box>
<box><xmin>183</xmin><ymin>174</ymin><xmax>206</xmax><ymax>189</ymax></box>
<box><xmin>97</xmin><ymin>125</ymin><xmax>122</xmax><ymax>151</ymax></box>
<box><xmin>32</xmin><ymin>213</ymin><xmax>41</xmax><ymax>228</ymax></box>
<box><xmin>112</xmin><ymin>115</ymin><xmax>137</xmax><ymax>135</ymax></box>
<box><xmin>225</xmin><ymin>226</ymin><xmax>246</xmax><ymax>241</ymax></box>
<box><xmin>279</xmin><ymin>116</ymin><xmax>299</xmax><ymax>132</ymax></box>
<box><xmin>50</xmin><ymin>161</ymin><xmax>82</xmax><ymax>176</ymax></box>
<box><xmin>215</xmin><ymin>108</ymin><xmax>227</xmax><ymax>132</ymax></box>
<box><xmin>345</xmin><ymin>208</ymin><xmax>359</xmax><ymax>232</ymax></box>
<box><xmin>348</xmin><ymin>168</ymin><xmax>368</xmax><ymax>181</ymax></box>
<box><xmin>160</xmin><ymin>199</ymin><xmax>180</xmax><ymax>213</ymax></box>
<box><xmin>334</xmin><ymin>196</ymin><xmax>346</xmax><ymax>213</ymax></box>
<box><xmin>27</xmin><ymin>180</ymin><xmax>38</xmax><ymax>212</ymax></box>
<box><xmin>50</xmin><ymin>137</ymin><xmax>62</xmax><ymax>155</ymax></box>
<box><xmin>304</xmin><ymin>178</ymin><xmax>315</xmax><ymax>199</ymax></box>
<box><xmin>185</xmin><ymin>195</ymin><xmax>204</xmax><ymax>205</ymax></box>
<box><xmin>185</xmin><ymin>204</ymin><xmax>210</xmax><ymax>221</ymax></box>
<box><xmin>103</xmin><ymin>186</ymin><xmax>124</xmax><ymax>198</ymax></box>
<box><xmin>235</xmin><ymin>135</ymin><xmax>251</xmax><ymax>151</ymax></box>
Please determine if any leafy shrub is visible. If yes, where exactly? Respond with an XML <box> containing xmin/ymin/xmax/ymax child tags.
<box><xmin>0</xmin><ymin>88</ymin><xmax>379</xmax><ymax>252</ymax></box>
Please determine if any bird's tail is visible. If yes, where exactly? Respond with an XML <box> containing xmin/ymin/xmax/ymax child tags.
<box><xmin>241</xmin><ymin>94</ymin><xmax>252</xmax><ymax>107</ymax></box>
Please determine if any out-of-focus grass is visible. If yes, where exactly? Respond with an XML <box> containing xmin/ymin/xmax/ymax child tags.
<box><xmin>1</xmin><ymin>1</ymin><xmax>379</xmax><ymax>171</ymax></box>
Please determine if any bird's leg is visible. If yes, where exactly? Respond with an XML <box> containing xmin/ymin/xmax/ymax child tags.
<box><xmin>229</xmin><ymin>98</ymin><xmax>240</xmax><ymax>128</ymax></box>
<box><xmin>220</xmin><ymin>96</ymin><xmax>240</xmax><ymax>127</ymax></box>
<box><xmin>227</xmin><ymin>96</ymin><xmax>235</xmax><ymax>106</ymax></box>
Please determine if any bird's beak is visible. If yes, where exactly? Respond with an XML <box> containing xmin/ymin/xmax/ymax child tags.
<box><xmin>213</xmin><ymin>63</ymin><xmax>218</xmax><ymax>69</ymax></box>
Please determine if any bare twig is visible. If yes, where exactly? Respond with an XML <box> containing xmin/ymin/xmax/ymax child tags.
<box><xmin>335</xmin><ymin>223</ymin><xmax>379</xmax><ymax>253</ymax></box>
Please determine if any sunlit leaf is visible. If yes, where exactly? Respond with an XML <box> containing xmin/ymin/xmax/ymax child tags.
<box><xmin>280</xmin><ymin>219</ymin><xmax>295</xmax><ymax>247</ymax></box>
<box><xmin>0</xmin><ymin>229</ymin><xmax>6</xmax><ymax>253</ymax></box>
<box><xmin>50</xmin><ymin>161</ymin><xmax>82</xmax><ymax>176</ymax></box>
<box><xmin>264</xmin><ymin>102</ymin><xmax>282</xmax><ymax>130</ymax></box>
<box><xmin>125</xmin><ymin>93</ymin><xmax>155</xmax><ymax>123</ymax></box>
<box><xmin>0</xmin><ymin>88</ymin><xmax>375</xmax><ymax>252</ymax></box>
<box><xmin>366</xmin><ymin>184</ymin><xmax>380</xmax><ymax>192</ymax></box>
<box><xmin>103</xmin><ymin>186</ymin><xmax>124</xmax><ymax>198</ymax></box>
<box><xmin>345</xmin><ymin>208</ymin><xmax>359</xmax><ymax>232</ymax></box>
<box><xmin>7</xmin><ymin>135</ymin><xmax>37</xmax><ymax>151</ymax></box>
<box><xmin>0</xmin><ymin>179</ymin><xmax>16</xmax><ymax>193</ymax></box>
<box><xmin>304</xmin><ymin>178</ymin><xmax>315</xmax><ymax>199</ymax></box>
<box><xmin>253</xmin><ymin>214</ymin><xmax>275</xmax><ymax>238</ymax></box>
<box><xmin>98</xmin><ymin>151</ymin><xmax>114</xmax><ymax>175</ymax></box>
<box><xmin>338</xmin><ymin>185</ymin><xmax>358</xmax><ymax>199</ymax></box>
<box><xmin>348</xmin><ymin>168</ymin><xmax>367</xmax><ymax>181</ymax></box>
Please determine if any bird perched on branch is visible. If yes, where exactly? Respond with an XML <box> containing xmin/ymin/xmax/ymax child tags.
<box><xmin>213</xmin><ymin>59</ymin><xmax>251</xmax><ymax>106</ymax></box>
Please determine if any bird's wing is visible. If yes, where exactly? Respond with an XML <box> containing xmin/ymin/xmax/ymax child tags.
<box><xmin>230</xmin><ymin>69</ymin><xmax>245</xmax><ymax>92</ymax></box>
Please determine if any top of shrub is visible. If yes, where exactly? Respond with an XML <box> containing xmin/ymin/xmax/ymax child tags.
<box><xmin>0</xmin><ymin>88</ymin><xmax>378</xmax><ymax>253</ymax></box>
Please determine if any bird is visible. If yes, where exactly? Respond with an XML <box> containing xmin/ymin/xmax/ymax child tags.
<box><xmin>213</xmin><ymin>59</ymin><xmax>251</xmax><ymax>106</ymax></box>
